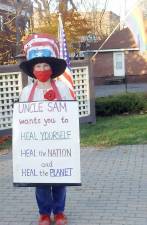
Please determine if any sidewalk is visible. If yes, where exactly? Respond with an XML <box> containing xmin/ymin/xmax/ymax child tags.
<box><xmin>0</xmin><ymin>145</ymin><xmax>147</xmax><ymax>225</ymax></box>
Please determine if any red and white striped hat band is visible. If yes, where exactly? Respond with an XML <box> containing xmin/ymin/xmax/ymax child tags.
<box><xmin>23</xmin><ymin>34</ymin><xmax>60</xmax><ymax>60</ymax></box>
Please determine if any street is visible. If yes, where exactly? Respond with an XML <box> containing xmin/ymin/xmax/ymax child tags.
<box><xmin>95</xmin><ymin>83</ymin><xmax>147</xmax><ymax>97</ymax></box>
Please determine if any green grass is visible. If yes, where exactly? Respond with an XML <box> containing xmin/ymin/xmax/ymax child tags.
<box><xmin>0</xmin><ymin>139</ymin><xmax>12</xmax><ymax>150</ymax></box>
<box><xmin>80</xmin><ymin>113</ymin><xmax>147</xmax><ymax>147</ymax></box>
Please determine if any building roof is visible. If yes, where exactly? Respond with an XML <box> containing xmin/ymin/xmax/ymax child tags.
<box><xmin>0</xmin><ymin>1</ymin><xmax>14</xmax><ymax>13</ymax></box>
<box><xmin>101</xmin><ymin>27</ymin><xmax>137</xmax><ymax>49</ymax></box>
<box><xmin>80</xmin><ymin>28</ymin><xmax>138</xmax><ymax>51</ymax></box>
<box><xmin>0</xmin><ymin>1</ymin><xmax>33</xmax><ymax>15</ymax></box>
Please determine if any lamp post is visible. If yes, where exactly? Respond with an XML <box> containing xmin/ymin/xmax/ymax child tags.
<box><xmin>124</xmin><ymin>50</ymin><xmax>128</xmax><ymax>93</ymax></box>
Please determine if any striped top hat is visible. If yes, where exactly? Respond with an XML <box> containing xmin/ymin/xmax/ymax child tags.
<box><xmin>19</xmin><ymin>33</ymin><xmax>66</xmax><ymax>79</ymax></box>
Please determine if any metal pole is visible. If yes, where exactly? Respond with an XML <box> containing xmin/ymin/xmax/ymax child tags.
<box><xmin>124</xmin><ymin>51</ymin><xmax>127</xmax><ymax>93</ymax></box>
<box><xmin>125</xmin><ymin>74</ymin><xmax>128</xmax><ymax>93</ymax></box>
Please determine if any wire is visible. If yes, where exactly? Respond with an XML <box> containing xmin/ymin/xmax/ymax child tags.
<box><xmin>91</xmin><ymin>0</ymin><xmax>141</xmax><ymax>60</ymax></box>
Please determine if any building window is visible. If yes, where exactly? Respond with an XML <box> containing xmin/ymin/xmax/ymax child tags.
<box><xmin>113</xmin><ymin>52</ymin><xmax>125</xmax><ymax>77</ymax></box>
<box><xmin>116</xmin><ymin>53</ymin><xmax>123</xmax><ymax>69</ymax></box>
<box><xmin>0</xmin><ymin>15</ymin><xmax>4</xmax><ymax>31</ymax></box>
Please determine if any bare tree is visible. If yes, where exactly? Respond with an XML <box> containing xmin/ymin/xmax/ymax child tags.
<box><xmin>14</xmin><ymin>0</ymin><xmax>33</xmax><ymax>54</ymax></box>
<box><xmin>59</xmin><ymin>0</ymin><xmax>119</xmax><ymax>40</ymax></box>
<box><xmin>59</xmin><ymin>0</ymin><xmax>77</xmax><ymax>11</ymax></box>
<box><xmin>0</xmin><ymin>0</ymin><xmax>33</xmax><ymax>64</ymax></box>
<box><xmin>31</xmin><ymin>0</ymin><xmax>119</xmax><ymax>42</ymax></box>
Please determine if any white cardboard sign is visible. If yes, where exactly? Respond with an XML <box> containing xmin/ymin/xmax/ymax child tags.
<box><xmin>12</xmin><ymin>101</ymin><xmax>81</xmax><ymax>186</ymax></box>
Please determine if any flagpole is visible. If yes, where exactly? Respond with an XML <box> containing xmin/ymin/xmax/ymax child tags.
<box><xmin>91</xmin><ymin>0</ymin><xmax>142</xmax><ymax>61</ymax></box>
<box><xmin>58</xmin><ymin>13</ymin><xmax>62</xmax><ymax>59</ymax></box>
<box><xmin>58</xmin><ymin>13</ymin><xmax>62</xmax><ymax>39</ymax></box>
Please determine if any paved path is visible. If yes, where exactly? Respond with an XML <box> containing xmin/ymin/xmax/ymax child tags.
<box><xmin>0</xmin><ymin>145</ymin><xmax>147</xmax><ymax>225</ymax></box>
<box><xmin>95</xmin><ymin>83</ymin><xmax>147</xmax><ymax>97</ymax></box>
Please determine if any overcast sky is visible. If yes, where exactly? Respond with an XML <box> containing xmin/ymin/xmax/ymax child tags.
<box><xmin>44</xmin><ymin>0</ymin><xmax>140</xmax><ymax>19</ymax></box>
<box><xmin>73</xmin><ymin>0</ymin><xmax>139</xmax><ymax>16</ymax></box>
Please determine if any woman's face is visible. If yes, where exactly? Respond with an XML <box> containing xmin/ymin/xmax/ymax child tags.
<box><xmin>33</xmin><ymin>63</ymin><xmax>51</xmax><ymax>71</ymax></box>
<box><xmin>33</xmin><ymin>62</ymin><xmax>53</xmax><ymax>82</ymax></box>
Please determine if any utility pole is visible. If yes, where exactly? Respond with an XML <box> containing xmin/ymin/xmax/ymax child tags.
<box><xmin>15</xmin><ymin>0</ymin><xmax>33</xmax><ymax>55</ymax></box>
<box><xmin>15</xmin><ymin>0</ymin><xmax>21</xmax><ymax>55</ymax></box>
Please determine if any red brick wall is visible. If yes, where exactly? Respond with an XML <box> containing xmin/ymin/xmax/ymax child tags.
<box><xmin>93</xmin><ymin>50</ymin><xmax>147</xmax><ymax>85</ymax></box>
<box><xmin>92</xmin><ymin>52</ymin><xmax>113</xmax><ymax>78</ymax></box>
<box><xmin>125</xmin><ymin>51</ymin><xmax>147</xmax><ymax>76</ymax></box>
<box><xmin>92</xmin><ymin>52</ymin><xmax>113</xmax><ymax>85</ymax></box>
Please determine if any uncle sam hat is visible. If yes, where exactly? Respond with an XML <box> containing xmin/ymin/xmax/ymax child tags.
<box><xmin>19</xmin><ymin>33</ymin><xmax>67</xmax><ymax>79</ymax></box>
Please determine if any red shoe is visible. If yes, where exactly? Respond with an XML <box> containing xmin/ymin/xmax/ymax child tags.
<box><xmin>38</xmin><ymin>214</ymin><xmax>51</xmax><ymax>225</ymax></box>
<box><xmin>54</xmin><ymin>213</ymin><xmax>67</xmax><ymax>225</ymax></box>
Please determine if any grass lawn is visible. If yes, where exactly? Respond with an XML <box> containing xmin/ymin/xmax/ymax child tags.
<box><xmin>1</xmin><ymin>113</ymin><xmax>147</xmax><ymax>150</ymax></box>
<box><xmin>0</xmin><ymin>139</ymin><xmax>12</xmax><ymax>150</ymax></box>
<box><xmin>80</xmin><ymin>113</ymin><xmax>147</xmax><ymax>147</ymax></box>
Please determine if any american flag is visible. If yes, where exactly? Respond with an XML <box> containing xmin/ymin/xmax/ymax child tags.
<box><xmin>58</xmin><ymin>13</ymin><xmax>76</xmax><ymax>99</ymax></box>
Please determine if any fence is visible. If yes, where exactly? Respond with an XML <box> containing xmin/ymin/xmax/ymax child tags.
<box><xmin>0</xmin><ymin>59</ymin><xmax>96</xmax><ymax>135</ymax></box>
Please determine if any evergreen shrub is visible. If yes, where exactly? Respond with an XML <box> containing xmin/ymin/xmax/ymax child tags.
<box><xmin>95</xmin><ymin>93</ymin><xmax>145</xmax><ymax>116</ymax></box>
